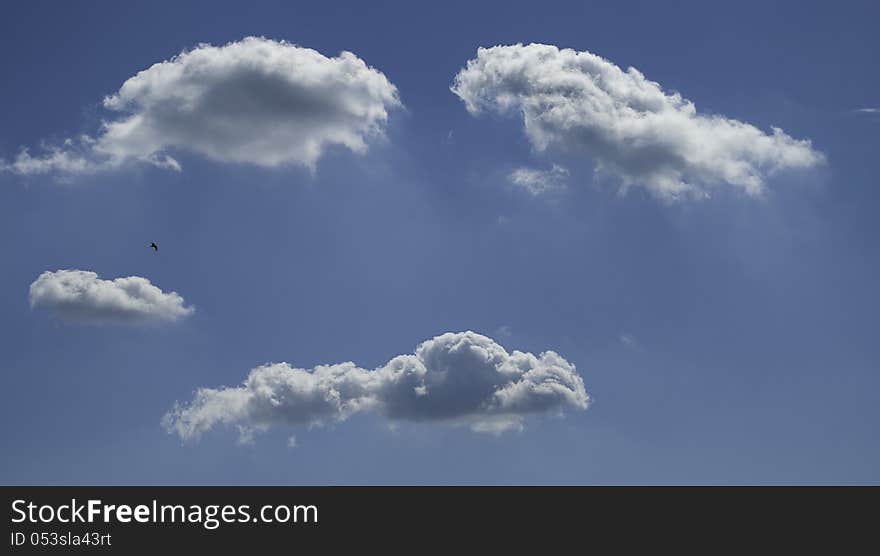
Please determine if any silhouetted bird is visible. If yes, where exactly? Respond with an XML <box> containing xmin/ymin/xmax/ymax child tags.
<box><xmin>150</xmin><ymin>242</ymin><xmax>158</xmax><ymax>252</ymax></box>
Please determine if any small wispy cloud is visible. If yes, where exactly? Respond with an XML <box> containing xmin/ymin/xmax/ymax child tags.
<box><xmin>855</xmin><ymin>108</ymin><xmax>880</xmax><ymax>114</ymax></box>
<box><xmin>508</xmin><ymin>164</ymin><xmax>569</xmax><ymax>195</ymax></box>
<box><xmin>619</xmin><ymin>333</ymin><xmax>637</xmax><ymax>349</ymax></box>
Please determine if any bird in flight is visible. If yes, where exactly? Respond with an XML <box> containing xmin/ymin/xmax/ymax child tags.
<box><xmin>150</xmin><ymin>242</ymin><xmax>158</xmax><ymax>252</ymax></box>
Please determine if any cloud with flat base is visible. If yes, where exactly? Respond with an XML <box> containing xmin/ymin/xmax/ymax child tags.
<box><xmin>163</xmin><ymin>331</ymin><xmax>590</xmax><ymax>444</ymax></box>
<box><xmin>2</xmin><ymin>37</ymin><xmax>401</xmax><ymax>177</ymax></box>
<box><xmin>452</xmin><ymin>43</ymin><xmax>824</xmax><ymax>201</ymax></box>
<box><xmin>29</xmin><ymin>269</ymin><xmax>193</xmax><ymax>324</ymax></box>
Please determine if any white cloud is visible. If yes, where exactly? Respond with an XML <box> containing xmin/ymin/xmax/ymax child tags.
<box><xmin>4</xmin><ymin>142</ymin><xmax>100</xmax><ymax>176</ymax></box>
<box><xmin>619</xmin><ymin>334</ymin><xmax>637</xmax><ymax>349</ymax></box>
<box><xmin>29</xmin><ymin>270</ymin><xmax>194</xmax><ymax>324</ymax></box>
<box><xmin>2</xmin><ymin>37</ymin><xmax>400</xmax><ymax>176</ymax></box>
<box><xmin>163</xmin><ymin>331</ymin><xmax>590</xmax><ymax>443</ymax></box>
<box><xmin>452</xmin><ymin>43</ymin><xmax>824</xmax><ymax>200</ymax></box>
<box><xmin>508</xmin><ymin>164</ymin><xmax>568</xmax><ymax>195</ymax></box>
<box><xmin>855</xmin><ymin>108</ymin><xmax>879</xmax><ymax>114</ymax></box>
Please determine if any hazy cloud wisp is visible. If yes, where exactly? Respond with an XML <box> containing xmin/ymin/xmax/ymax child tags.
<box><xmin>508</xmin><ymin>164</ymin><xmax>569</xmax><ymax>195</ymax></box>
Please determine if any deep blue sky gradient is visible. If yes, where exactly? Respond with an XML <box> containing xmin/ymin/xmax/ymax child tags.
<box><xmin>1</xmin><ymin>0</ymin><xmax>878</xmax><ymax>484</ymax></box>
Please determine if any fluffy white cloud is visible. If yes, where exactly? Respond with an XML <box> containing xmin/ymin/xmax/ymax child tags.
<box><xmin>452</xmin><ymin>43</ymin><xmax>824</xmax><ymax>200</ymax></box>
<box><xmin>29</xmin><ymin>270</ymin><xmax>194</xmax><ymax>324</ymax></box>
<box><xmin>163</xmin><ymin>331</ymin><xmax>590</xmax><ymax>442</ymax></box>
<box><xmin>2</xmin><ymin>37</ymin><xmax>400</xmax><ymax>176</ymax></box>
<box><xmin>509</xmin><ymin>164</ymin><xmax>569</xmax><ymax>195</ymax></box>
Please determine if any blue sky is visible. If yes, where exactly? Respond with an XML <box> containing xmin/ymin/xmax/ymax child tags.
<box><xmin>1</xmin><ymin>0</ymin><xmax>878</xmax><ymax>484</ymax></box>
